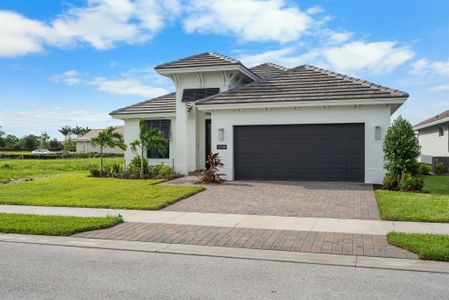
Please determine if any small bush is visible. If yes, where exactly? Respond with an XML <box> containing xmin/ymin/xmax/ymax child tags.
<box><xmin>418</xmin><ymin>163</ymin><xmax>432</xmax><ymax>176</ymax></box>
<box><xmin>108</xmin><ymin>163</ymin><xmax>124</xmax><ymax>178</ymax></box>
<box><xmin>89</xmin><ymin>165</ymin><xmax>101</xmax><ymax>177</ymax></box>
<box><xmin>398</xmin><ymin>172</ymin><xmax>424</xmax><ymax>192</ymax></box>
<box><xmin>383</xmin><ymin>173</ymin><xmax>398</xmax><ymax>190</ymax></box>
<box><xmin>434</xmin><ymin>161</ymin><xmax>445</xmax><ymax>175</ymax></box>
<box><xmin>199</xmin><ymin>153</ymin><xmax>224</xmax><ymax>184</ymax></box>
<box><xmin>127</xmin><ymin>156</ymin><xmax>149</xmax><ymax>176</ymax></box>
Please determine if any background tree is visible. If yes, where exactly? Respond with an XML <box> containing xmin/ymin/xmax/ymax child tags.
<box><xmin>72</xmin><ymin>126</ymin><xmax>90</xmax><ymax>137</ymax></box>
<box><xmin>49</xmin><ymin>138</ymin><xmax>63</xmax><ymax>151</ymax></box>
<box><xmin>0</xmin><ymin>126</ymin><xmax>5</xmax><ymax>148</ymax></box>
<box><xmin>91</xmin><ymin>127</ymin><xmax>126</xmax><ymax>174</ymax></box>
<box><xmin>20</xmin><ymin>135</ymin><xmax>39</xmax><ymax>151</ymax></box>
<box><xmin>4</xmin><ymin>135</ymin><xmax>20</xmax><ymax>150</ymax></box>
<box><xmin>39</xmin><ymin>132</ymin><xmax>50</xmax><ymax>149</ymax></box>
<box><xmin>383</xmin><ymin>116</ymin><xmax>421</xmax><ymax>179</ymax></box>
<box><xmin>130</xmin><ymin>120</ymin><xmax>168</xmax><ymax>178</ymax></box>
<box><xmin>58</xmin><ymin>126</ymin><xmax>72</xmax><ymax>144</ymax></box>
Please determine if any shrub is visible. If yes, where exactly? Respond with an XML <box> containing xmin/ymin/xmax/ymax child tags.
<box><xmin>89</xmin><ymin>165</ymin><xmax>101</xmax><ymax>177</ymax></box>
<box><xmin>108</xmin><ymin>163</ymin><xmax>124</xmax><ymax>178</ymax></box>
<box><xmin>418</xmin><ymin>163</ymin><xmax>432</xmax><ymax>176</ymax></box>
<box><xmin>398</xmin><ymin>172</ymin><xmax>424</xmax><ymax>192</ymax></box>
<box><xmin>198</xmin><ymin>153</ymin><xmax>224</xmax><ymax>184</ymax></box>
<box><xmin>383</xmin><ymin>173</ymin><xmax>398</xmax><ymax>190</ymax></box>
<box><xmin>149</xmin><ymin>163</ymin><xmax>176</xmax><ymax>179</ymax></box>
<box><xmin>383</xmin><ymin>116</ymin><xmax>421</xmax><ymax>179</ymax></box>
<box><xmin>434</xmin><ymin>161</ymin><xmax>445</xmax><ymax>175</ymax></box>
<box><xmin>127</xmin><ymin>156</ymin><xmax>149</xmax><ymax>176</ymax></box>
<box><xmin>0</xmin><ymin>163</ymin><xmax>12</xmax><ymax>169</ymax></box>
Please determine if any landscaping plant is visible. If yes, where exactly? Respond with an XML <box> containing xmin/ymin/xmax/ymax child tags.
<box><xmin>383</xmin><ymin>116</ymin><xmax>422</xmax><ymax>191</ymax></box>
<box><xmin>129</xmin><ymin>120</ymin><xmax>168</xmax><ymax>179</ymax></box>
<box><xmin>90</xmin><ymin>127</ymin><xmax>126</xmax><ymax>175</ymax></box>
<box><xmin>199</xmin><ymin>153</ymin><xmax>224</xmax><ymax>183</ymax></box>
<box><xmin>434</xmin><ymin>160</ymin><xmax>445</xmax><ymax>175</ymax></box>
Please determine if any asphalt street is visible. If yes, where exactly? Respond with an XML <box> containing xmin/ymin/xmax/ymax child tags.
<box><xmin>1</xmin><ymin>241</ymin><xmax>448</xmax><ymax>299</ymax></box>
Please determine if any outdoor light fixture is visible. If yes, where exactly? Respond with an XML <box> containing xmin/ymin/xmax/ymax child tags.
<box><xmin>218</xmin><ymin>128</ymin><xmax>224</xmax><ymax>141</ymax></box>
<box><xmin>375</xmin><ymin>126</ymin><xmax>381</xmax><ymax>140</ymax></box>
<box><xmin>186</xmin><ymin>103</ymin><xmax>193</xmax><ymax>112</ymax></box>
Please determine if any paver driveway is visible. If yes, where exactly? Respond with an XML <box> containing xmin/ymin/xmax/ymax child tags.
<box><xmin>163</xmin><ymin>177</ymin><xmax>380</xmax><ymax>220</ymax></box>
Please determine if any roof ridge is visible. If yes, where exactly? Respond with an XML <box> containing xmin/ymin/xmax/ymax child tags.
<box><xmin>109</xmin><ymin>92</ymin><xmax>176</xmax><ymax>115</ymax></box>
<box><xmin>208</xmin><ymin>51</ymin><xmax>240</xmax><ymax>64</ymax></box>
<box><xmin>414</xmin><ymin>108</ymin><xmax>449</xmax><ymax>127</ymax></box>
<box><xmin>302</xmin><ymin>65</ymin><xmax>408</xmax><ymax>97</ymax></box>
<box><xmin>264</xmin><ymin>62</ymin><xmax>289</xmax><ymax>71</ymax></box>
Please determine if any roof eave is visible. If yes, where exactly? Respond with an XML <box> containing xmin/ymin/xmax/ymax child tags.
<box><xmin>413</xmin><ymin>116</ymin><xmax>449</xmax><ymax>131</ymax></box>
<box><xmin>110</xmin><ymin>112</ymin><xmax>176</xmax><ymax>120</ymax></box>
<box><xmin>196</xmin><ymin>97</ymin><xmax>408</xmax><ymax>113</ymax></box>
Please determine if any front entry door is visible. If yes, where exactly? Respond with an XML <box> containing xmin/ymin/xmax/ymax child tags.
<box><xmin>205</xmin><ymin>119</ymin><xmax>211</xmax><ymax>167</ymax></box>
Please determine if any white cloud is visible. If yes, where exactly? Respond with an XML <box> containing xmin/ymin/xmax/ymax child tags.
<box><xmin>0</xmin><ymin>11</ymin><xmax>52</xmax><ymax>57</ymax></box>
<box><xmin>410</xmin><ymin>59</ymin><xmax>429</xmax><ymax>75</ymax></box>
<box><xmin>322</xmin><ymin>41</ymin><xmax>414</xmax><ymax>73</ymax></box>
<box><xmin>430</xmin><ymin>84</ymin><xmax>449</xmax><ymax>92</ymax></box>
<box><xmin>0</xmin><ymin>0</ymin><xmax>180</xmax><ymax>57</ymax></box>
<box><xmin>0</xmin><ymin>108</ymin><xmax>119</xmax><ymax>138</ymax></box>
<box><xmin>91</xmin><ymin>77</ymin><xmax>168</xmax><ymax>97</ymax></box>
<box><xmin>183</xmin><ymin>0</ymin><xmax>312</xmax><ymax>43</ymax></box>
<box><xmin>431</xmin><ymin>59</ymin><xmax>449</xmax><ymax>77</ymax></box>
<box><xmin>306</xmin><ymin>6</ymin><xmax>324</xmax><ymax>15</ymax></box>
<box><xmin>238</xmin><ymin>47</ymin><xmax>318</xmax><ymax>67</ymax></box>
<box><xmin>52</xmin><ymin>70</ymin><xmax>81</xmax><ymax>85</ymax></box>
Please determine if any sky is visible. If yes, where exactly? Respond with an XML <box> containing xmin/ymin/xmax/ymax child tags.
<box><xmin>0</xmin><ymin>0</ymin><xmax>448</xmax><ymax>139</ymax></box>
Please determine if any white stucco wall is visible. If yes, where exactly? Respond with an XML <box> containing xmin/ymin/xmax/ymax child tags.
<box><xmin>210</xmin><ymin>105</ymin><xmax>391</xmax><ymax>184</ymax></box>
<box><xmin>75</xmin><ymin>142</ymin><xmax>124</xmax><ymax>154</ymax></box>
<box><xmin>417</xmin><ymin>124</ymin><xmax>449</xmax><ymax>160</ymax></box>
<box><xmin>123</xmin><ymin>118</ymin><xmax>176</xmax><ymax>167</ymax></box>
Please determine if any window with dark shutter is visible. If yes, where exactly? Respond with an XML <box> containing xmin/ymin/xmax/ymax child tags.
<box><xmin>182</xmin><ymin>88</ymin><xmax>220</xmax><ymax>102</ymax></box>
<box><xmin>146</xmin><ymin>120</ymin><xmax>170</xmax><ymax>159</ymax></box>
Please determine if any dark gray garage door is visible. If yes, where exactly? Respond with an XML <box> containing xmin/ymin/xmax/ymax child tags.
<box><xmin>234</xmin><ymin>124</ymin><xmax>364</xmax><ymax>182</ymax></box>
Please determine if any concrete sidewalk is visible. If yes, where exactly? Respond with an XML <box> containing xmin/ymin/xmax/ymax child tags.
<box><xmin>2</xmin><ymin>205</ymin><xmax>449</xmax><ymax>235</ymax></box>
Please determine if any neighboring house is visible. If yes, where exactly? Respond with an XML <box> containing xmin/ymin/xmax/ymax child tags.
<box><xmin>413</xmin><ymin>109</ymin><xmax>449</xmax><ymax>164</ymax></box>
<box><xmin>74</xmin><ymin>127</ymin><xmax>124</xmax><ymax>154</ymax></box>
<box><xmin>110</xmin><ymin>52</ymin><xmax>409</xmax><ymax>183</ymax></box>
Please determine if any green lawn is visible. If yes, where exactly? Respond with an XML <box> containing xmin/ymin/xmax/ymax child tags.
<box><xmin>0</xmin><ymin>213</ymin><xmax>122</xmax><ymax>236</ymax></box>
<box><xmin>375</xmin><ymin>176</ymin><xmax>449</xmax><ymax>222</ymax></box>
<box><xmin>0</xmin><ymin>173</ymin><xmax>204</xmax><ymax>210</ymax></box>
<box><xmin>0</xmin><ymin>157</ymin><xmax>123</xmax><ymax>181</ymax></box>
<box><xmin>388</xmin><ymin>232</ymin><xmax>449</xmax><ymax>261</ymax></box>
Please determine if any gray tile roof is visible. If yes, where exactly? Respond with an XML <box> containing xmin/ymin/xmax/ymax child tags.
<box><xmin>414</xmin><ymin>109</ymin><xmax>449</xmax><ymax>128</ymax></box>
<box><xmin>74</xmin><ymin>126</ymin><xmax>124</xmax><ymax>142</ymax></box>
<box><xmin>155</xmin><ymin>52</ymin><xmax>242</xmax><ymax>69</ymax></box>
<box><xmin>249</xmin><ymin>63</ymin><xmax>288</xmax><ymax>79</ymax></box>
<box><xmin>197</xmin><ymin>65</ymin><xmax>408</xmax><ymax>106</ymax></box>
<box><xmin>110</xmin><ymin>92</ymin><xmax>176</xmax><ymax>116</ymax></box>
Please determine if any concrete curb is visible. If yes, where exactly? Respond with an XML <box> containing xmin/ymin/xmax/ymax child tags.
<box><xmin>1</xmin><ymin>233</ymin><xmax>449</xmax><ymax>274</ymax></box>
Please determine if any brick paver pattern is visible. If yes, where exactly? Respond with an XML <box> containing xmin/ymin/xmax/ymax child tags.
<box><xmin>163</xmin><ymin>179</ymin><xmax>380</xmax><ymax>220</ymax></box>
<box><xmin>74</xmin><ymin>222</ymin><xmax>417</xmax><ymax>259</ymax></box>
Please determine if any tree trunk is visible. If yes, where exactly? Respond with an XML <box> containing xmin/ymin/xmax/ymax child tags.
<box><xmin>140</xmin><ymin>145</ymin><xmax>144</xmax><ymax>179</ymax></box>
<box><xmin>100</xmin><ymin>146</ymin><xmax>104</xmax><ymax>175</ymax></box>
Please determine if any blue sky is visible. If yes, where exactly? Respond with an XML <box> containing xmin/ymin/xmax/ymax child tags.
<box><xmin>0</xmin><ymin>0</ymin><xmax>448</xmax><ymax>139</ymax></box>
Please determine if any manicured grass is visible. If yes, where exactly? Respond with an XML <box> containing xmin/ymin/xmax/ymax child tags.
<box><xmin>375</xmin><ymin>176</ymin><xmax>449</xmax><ymax>223</ymax></box>
<box><xmin>0</xmin><ymin>157</ymin><xmax>123</xmax><ymax>181</ymax></box>
<box><xmin>387</xmin><ymin>232</ymin><xmax>449</xmax><ymax>261</ymax></box>
<box><xmin>0</xmin><ymin>173</ymin><xmax>204</xmax><ymax>210</ymax></box>
<box><xmin>0</xmin><ymin>213</ymin><xmax>122</xmax><ymax>236</ymax></box>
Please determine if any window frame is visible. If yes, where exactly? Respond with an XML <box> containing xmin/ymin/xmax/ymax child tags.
<box><xmin>146</xmin><ymin>120</ymin><xmax>170</xmax><ymax>159</ymax></box>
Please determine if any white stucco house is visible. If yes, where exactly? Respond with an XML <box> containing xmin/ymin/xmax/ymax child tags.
<box><xmin>414</xmin><ymin>109</ymin><xmax>449</xmax><ymax>164</ymax></box>
<box><xmin>74</xmin><ymin>127</ymin><xmax>125</xmax><ymax>154</ymax></box>
<box><xmin>110</xmin><ymin>52</ymin><xmax>409</xmax><ymax>184</ymax></box>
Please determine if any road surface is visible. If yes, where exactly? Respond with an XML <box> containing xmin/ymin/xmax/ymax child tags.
<box><xmin>0</xmin><ymin>241</ymin><xmax>448</xmax><ymax>299</ymax></box>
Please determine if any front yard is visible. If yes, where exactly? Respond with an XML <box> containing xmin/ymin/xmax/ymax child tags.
<box><xmin>375</xmin><ymin>176</ymin><xmax>449</xmax><ymax>223</ymax></box>
<box><xmin>0</xmin><ymin>173</ymin><xmax>204</xmax><ymax>210</ymax></box>
<box><xmin>0</xmin><ymin>213</ymin><xmax>122</xmax><ymax>236</ymax></box>
<box><xmin>388</xmin><ymin>232</ymin><xmax>449</xmax><ymax>261</ymax></box>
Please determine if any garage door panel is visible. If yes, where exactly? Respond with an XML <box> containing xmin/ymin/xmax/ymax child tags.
<box><xmin>234</xmin><ymin>124</ymin><xmax>364</xmax><ymax>182</ymax></box>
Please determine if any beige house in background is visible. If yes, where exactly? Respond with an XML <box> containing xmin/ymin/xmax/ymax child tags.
<box><xmin>74</xmin><ymin>126</ymin><xmax>125</xmax><ymax>154</ymax></box>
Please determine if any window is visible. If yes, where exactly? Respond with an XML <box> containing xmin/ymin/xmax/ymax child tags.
<box><xmin>182</xmin><ymin>88</ymin><xmax>220</xmax><ymax>102</ymax></box>
<box><xmin>146</xmin><ymin>120</ymin><xmax>170</xmax><ymax>159</ymax></box>
<box><xmin>439</xmin><ymin>127</ymin><xmax>444</xmax><ymax>137</ymax></box>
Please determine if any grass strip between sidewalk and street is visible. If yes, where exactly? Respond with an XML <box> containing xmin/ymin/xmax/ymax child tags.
<box><xmin>0</xmin><ymin>173</ymin><xmax>205</xmax><ymax>210</ymax></box>
<box><xmin>387</xmin><ymin>232</ymin><xmax>449</xmax><ymax>262</ymax></box>
<box><xmin>0</xmin><ymin>213</ymin><xmax>122</xmax><ymax>236</ymax></box>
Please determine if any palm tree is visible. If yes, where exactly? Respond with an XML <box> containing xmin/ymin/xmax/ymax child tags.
<box><xmin>130</xmin><ymin>120</ymin><xmax>168</xmax><ymax>178</ymax></box>
<box><xmin>91</xmin><ymin>127</ymin><xmax>126</xmax><ymax>175</ymax></box>
<box><xmin>40</xmin><ymin>132</ymin><xmax>50</xmax><ymax>149</ymax></box>
<box><xmin>58</xmin><ymin>126</ymin><xmax>72</xmax><ymax>143</ymax></box>
<box><xmin>72</xmin><ymin>126</ymin><xmax>90</xmax><ymax>137</ymax></box>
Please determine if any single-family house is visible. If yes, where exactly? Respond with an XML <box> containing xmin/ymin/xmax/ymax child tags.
<box><xmin>74</xmin><ymin>127</ymin><xmax>124</xmax><ymax>154</ymax></box>
<box><xmin>110</xmin><ymin>52</ymin><xmax>409</xmax><ymax>183</ymax></box>
<box><xmin>414</xmin><ymin>109</ymin><xmax>449</xmax><ymax>167</ymax></box>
